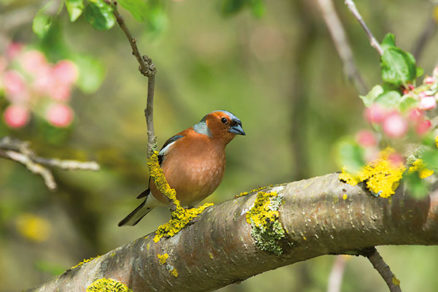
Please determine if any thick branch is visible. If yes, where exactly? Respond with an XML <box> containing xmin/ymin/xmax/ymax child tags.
<box><xmin>35</xmin><ymin>173</ymin><xmax>438</xmax><ymax>291</ymax></box>
<box><xmin>344</xmin><ymin>0</ymin><xmax>383</xmax><ymax>56</ymax></box>
<box><xmin>0</xmin><ymin>137</ymin><xmax>99</xmax><ymax>190</ymax></box>
<box><xmin>317</xmin><ymin>0</ymin><xmax>368</xmax><ymax>94</ymax></box>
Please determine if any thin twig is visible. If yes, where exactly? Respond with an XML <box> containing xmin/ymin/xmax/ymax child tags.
<box><xmin>344</xmin><ymin>0</ymin><xmax>383</xmax><ymax>56</ymax></box>
<box><xmin>0</xmin><ymin>137</ymin><xmax>99</xmax><ymax>190</ymax></box>
<box><xmin>317</xmin><ymin>0</ymin><xmax>368</xmax><ymax>94</ymax></box>
<box><xmin>108</xmin><ymin>1</ymin><xmax>179</xmax><ymax>211</ymax></box>
<box><xmin>327</xmin><ymin>255</ymin><xmax>348</xmax><ymax>292</ymax></box>
<box><xmin>360</xmin><ymin>247</ymin><xmax>402</xmax><ymax>292</ymax></box>
<box><xmin>108</xmin><ymin>0</ymin><xmax>157</xmax><ymax>156</ymax></box>
<box><xmin>412</xmin><ymin>5</ymin><xmax>438</xmax><ymax>61</ymax></box>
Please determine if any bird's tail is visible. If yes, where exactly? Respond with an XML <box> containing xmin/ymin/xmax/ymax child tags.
<box><xmin>118</xmin><ymin>192</ymin><xmax>154</xmax><ymax>226</ymax></box>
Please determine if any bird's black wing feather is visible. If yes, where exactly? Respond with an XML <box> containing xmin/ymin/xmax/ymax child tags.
<box><xmin>136</xmin><ymin>134</ymin><xmax>184</xmax><ymax>199</ymax></box>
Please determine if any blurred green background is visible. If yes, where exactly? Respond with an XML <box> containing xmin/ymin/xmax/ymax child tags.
<box><xmin>1</xmin><ymin>0</ymin><xmax>438</xmax><ymax>291</ymax></box>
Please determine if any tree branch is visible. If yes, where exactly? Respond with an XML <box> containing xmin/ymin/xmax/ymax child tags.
<box><xmin>108</xmin><ymin>0</ymin><xmax>157</xmax><ymax>156</ymax></box>
<box><xmin>0</xmin><ymin>137</ymin><xmax>99</xmax><ymax>190</ymax></box>
<box><xmin>34</xmin><ymin>173</ymin><xmax>438</xmax><ymax>291</ymax></box>
<box><xmin>317</xmin><ymin>0</ymin><xmax>368</xmax><ymax>94</ymax></box>
<box><xmin>360</xmin><ymin>247</ymin><xmax>401</xmax><ymax>292</ymax></box>
<box><xmin>344</xmin><ymin>0</ymin><xmax>383</xmax><ymax>56</ymax></box>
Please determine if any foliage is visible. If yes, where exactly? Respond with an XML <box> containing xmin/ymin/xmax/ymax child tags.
<box><xmin>338</xmin><ymin>33</ymin><xmax>438</xmax><ymax>199</ymax></box>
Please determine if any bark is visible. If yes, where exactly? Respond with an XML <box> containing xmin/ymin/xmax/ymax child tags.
<box><xmin>34</xmin><ymin>173</ymin><xmax>438</xmax><ymax>291</ymax></box>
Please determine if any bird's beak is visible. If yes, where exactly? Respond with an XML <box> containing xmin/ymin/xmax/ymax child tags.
<box><xmin>229</xmin><ymin>124</ymin><xmax>246</xmax><ymax>135</ymax></box>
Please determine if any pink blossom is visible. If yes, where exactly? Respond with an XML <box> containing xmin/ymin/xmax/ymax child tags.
<box><xmin>382</xmin><ymin>112</ymin><xmax>408</xmax><ymax>138</ymax></box>
<box><xmin>424</xmin><ymin>76</ymin><xmax>435</xmax><ymax>85</ymax></box>
<box><xmin>356</xmin><ymin>130</ymin><xmax>377</xmax><ymax>147</ymax></box>
<box><xmin>32</xmin><ymin>67</ymin><xmax>52</xmax><ymax>94</ymax></box>
<box><xmin>3</xmin><ymin>105</ymin><xmax>29</xmax><ymax>128</ymax></box>
<box><xmin>388</xmin><ymin>153</ymin><xmax>404</xmax><ymax>167</ymax></box>
<box><xmin>419</xmin><ymin>96</ymin><xmax>436</xmax><ymax>110</ymax></box>
<box><xmin>52</xmin><ymin>60</ymin><xmax>78</xmax><ymax>85</ymax></box>
<box><xmin>46</xmin><ymin>104</ymin><xmax>74</xmax><ymax>127</ymax></box>
<box><xmin>365</xmin><ymin>104</ymin><xmax>387</xmax><ymax>124</ymax></box>
<box><xmin>416</xmin><ymin>119</ymin><xmax>432</xmax><ymax>135</ymax></box>
<box><xmin>3</xmin><ymin>70</ymin><xmax>29</xmax><ymax>102</ymax></box>
<box><xmin>48</xmin><ymin>83</ymin><xmax>71</xmax><ymax>101</ymax></box>
<box><xmin>20</xmin><ymin>50</ymin><xmax>49</xmax><ymax>76</ymax></box>
<box><xmin>408</xmin><ymin>108</ymin><xmax>423</xmax><ymax>123</ymax></box>
<box><xmin>6</xmin><ymin>42</ymin><xmax>23</xmax><ymax>59</ymax></box>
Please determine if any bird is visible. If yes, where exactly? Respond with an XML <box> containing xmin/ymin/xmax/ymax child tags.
<box><xmin>118</xmin><ymin>110</ymin><xmax>245</xmax><ymax>226</ymax></box>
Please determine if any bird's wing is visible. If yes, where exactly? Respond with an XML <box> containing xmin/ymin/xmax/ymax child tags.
<box><xmin>136</xmin><ymin>134</ymin><xmax>184</xmax><ymax>199</ymax></box>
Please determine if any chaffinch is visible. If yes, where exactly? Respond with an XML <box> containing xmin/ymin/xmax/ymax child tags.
<box><xmin>118</xmin><ymin>110</ymin><xmax>245</xmax><ymax>226</ymax></box>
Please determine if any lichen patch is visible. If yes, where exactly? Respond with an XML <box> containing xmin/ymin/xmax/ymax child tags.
<box><xmin>86</xmin><ymin>278</ymin><xmax>131</xmax><ymax>292</ymax></box>
<box><xmin>246</xmin><ymin>191</ymin><xmax>286</xmax><ymax>255</ymax></box>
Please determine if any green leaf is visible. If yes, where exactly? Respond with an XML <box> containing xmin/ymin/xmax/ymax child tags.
<box><xmin>337</xmin><ymin>140</ymin><xmax>365</xmax><ymax>174</ymax></box>
<box><xmin>359</xmin><ymin>85</ymin><xmax>384</xmax><ymax>107</ymax></box>
<box><xmin>145</xmin><ymin>0</ymin><xmax>167</xmax><ymax>33</ymax></box>
<box><xmin>72</xmin><ymin>55</ymin><xmax>105</xmax><ymax>93</ymax></box>
<box><xmin>65</xmin><ymin>0</ymin><xmax>84</xmax><ymax>22</ymax></box>
<box><xmin>421</xmin><ymin>149</ymin><xmax>438</xmax><ymax>171</ymax></box>
<box><xmin>399</xmin><ymin>95</ymin><xmax>418</xmax><ymax>112</ymax></box>
<box><xmin>381</xmin><ymin>33</ymin><xmax>396</xmax><ymax>50</ymax></box>
<box><xmin>380</xmin><ymin>34</ymin><xmax>417</xmax><ymax>86</ymax></box>
<box><xmin>33</xmin><ymin>6</ymin><xmax>53</xmax><ymax>38</ymax></box>
<box><xmin>118</xmin><ymin>0</ymin><xmax>149</xmax><ymax>22</ymax></box>
<box><xmin>84</xmin><ymin>0</ymin><xmax>115</xmax><ymax>30</ymax></box>
<box><xmin>374</xmin><ymin>90</ymin><xmax>401</xmax><ymax>108</ymax></box>
<box><xmin>381</xmin><ymin>47</ymin><xmax>417</xmax><ymax>86</ymax></box>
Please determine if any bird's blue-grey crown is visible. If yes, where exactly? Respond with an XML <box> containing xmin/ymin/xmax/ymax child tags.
<box><xmin>194</xmin><ymin>110</ymin><xmax>245</xmax><ymax>136</ymax></box>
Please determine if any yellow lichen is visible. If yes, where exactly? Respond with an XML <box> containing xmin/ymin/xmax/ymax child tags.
<box><xmin>246</xmin><ymin>191</ymin><xmax>280</xmax><ymax>227</ymax></box>
<box><xmin>409</xmin><ymin>159</ymin><xmax>434</xmax><ymax>179</ymax></box>
<box><xmin>71</xmin><ymin>256</ymin><xmax>100</xmax><ymax>270</ymax></box>
<box><xmin>235</xmin><ymin>185</ymin><xmax>271</xmax><ymax>198</ymax></box>
<box><xmin>147</xmin><ymin>152</ymin><xmax>213</xmax><ymax>243</ymax></box>
<box><xmin>392</xmin><ymin>276</ymin><xmax>400</xmax><ymax>286</ymax></box>
<box><xmin>157</xmin><ymin>253</ymin><xmax>169</xmax><ymax>265</ymax></box>
<box><xmin>340</xmin><ymin>148</ymin><xmax>406</xmax><ymax>198</ymax></box>
<box><xmin>342</xmin><ymin>194</ymin><xmax>348</xmax><ymax>200</ymax></box>
<box><xmin>86</xmin><ymin>278</ymin><xmax>131</xmax><ymax>292</ymax></box>
<box><xmin>246</xmin><ymin>191</ymin><xmax>285</xmax><ymax>255</ymax></box>
<box><xmin>170</xmin><ymin>268</ymin><xmax>179</xmax><ymax>278</ymax></box>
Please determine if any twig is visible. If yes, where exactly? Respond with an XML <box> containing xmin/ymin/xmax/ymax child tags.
<box><xmin>0</xmin><ymin>137</ymin><xmax>99</xmax><ymax>190</ymax></box>
<box><xmin>360</xmin><ymin>247</ymin><xmax>402</xmax><ymax>292</ymax></box>
<box><xmin>327</xmin><ymin>255</ymin><xmax>348</xmax><ymax>292</ymax></box>
<box><xmin>108</xmin><ymin>1</ymin><xmax>179</xmax><ymax>211</ymax></box>
<box><xmin>344</xmin><ymin>0</ymin><xmax>383</xmax><ymax>56</ymax></box>
<box><xmin>107</xmin><ymin>0</ymin><xmax>157</xmax><ymax>156</ymax></box>
<box><xmin>412</xmin><ymin>5</ymin><xmax>438</xmax><ymax>61</ymax></box>
<box><xmin>317</xmin><ymin>0</ymin><xmax>368</xmax><ymax>94</ymax></box>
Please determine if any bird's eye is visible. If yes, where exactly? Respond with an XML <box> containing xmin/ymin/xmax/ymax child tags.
<box><xmin>221</xmin><ymin>117</ymin><xmax>228</xmax><ymax>124</ymax></box>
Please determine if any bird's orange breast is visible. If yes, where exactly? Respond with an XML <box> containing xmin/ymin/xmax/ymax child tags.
<box><xmin>150</xmin><ymin>135</ymin><xmax>226</xmax><ymax>206</ymax></box>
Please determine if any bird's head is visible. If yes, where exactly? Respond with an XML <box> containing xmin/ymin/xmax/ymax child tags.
<box><xmin>194</xmin><ymin>110</ymin><xmax>245</xmax><ymax>144</ymax></box>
